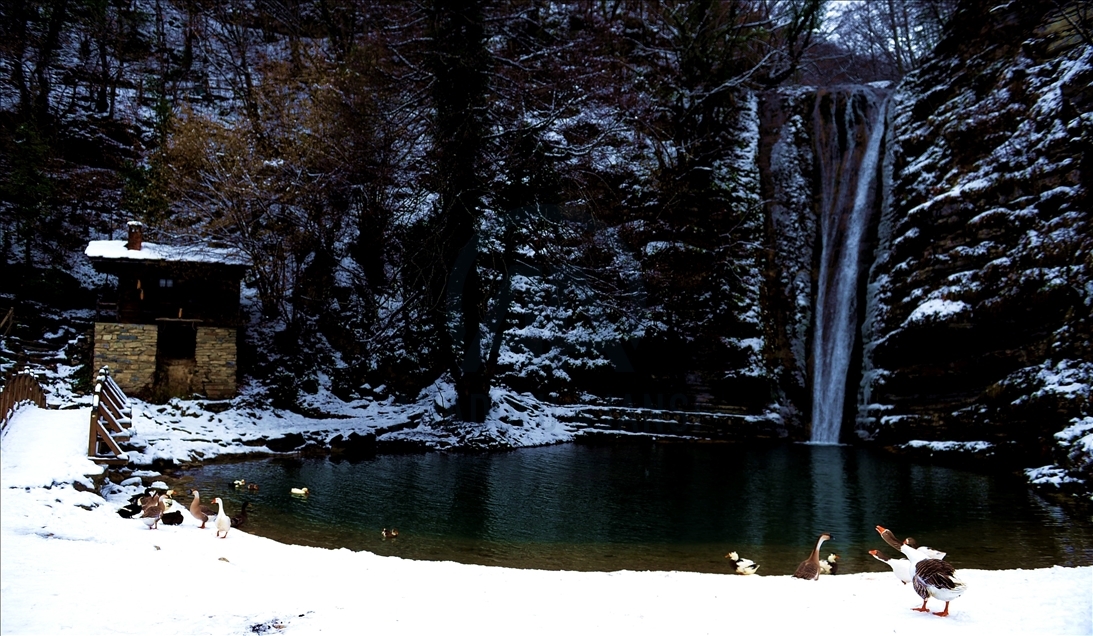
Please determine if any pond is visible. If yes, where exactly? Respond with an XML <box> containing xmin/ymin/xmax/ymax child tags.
<box><xmin>176</xmin><ymin>440</ymin><xmax>1093</xmax><ymax>575</ymax></box>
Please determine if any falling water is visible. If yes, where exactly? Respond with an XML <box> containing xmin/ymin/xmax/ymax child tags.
<box><xmin>809</xmin><ymin>87</ymin><xmax>887</xmax><ymax>444</ymax></box>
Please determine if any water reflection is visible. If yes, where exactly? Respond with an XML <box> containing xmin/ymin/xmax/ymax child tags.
<box><xmin>177</xmin><ymin>441</ymin><xmax>1093</xmax><ymax>574</ymax></box>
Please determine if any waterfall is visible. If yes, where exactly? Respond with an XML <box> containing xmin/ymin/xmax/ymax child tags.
<box><xmin>809</xmin><ymin>87</ymin><xmax>887</xmax><ymax>445</ymax></box>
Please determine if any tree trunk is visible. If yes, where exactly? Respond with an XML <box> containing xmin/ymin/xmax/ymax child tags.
<box><xmin>429</xmin><ymin>0</ymin><xmax>490</xmax><ymax>422</ymax></box>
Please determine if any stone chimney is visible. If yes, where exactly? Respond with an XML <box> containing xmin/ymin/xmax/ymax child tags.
<box><xmin>126</xmin><ymin>221</ymin><xmax>143</xmax><ymax>251</ymax></box>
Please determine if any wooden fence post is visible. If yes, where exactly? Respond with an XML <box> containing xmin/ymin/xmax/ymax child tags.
<box><xmin>88</xmin><ymin>366</ymin><xmax>132</xmax><ymax>465</ymax></box>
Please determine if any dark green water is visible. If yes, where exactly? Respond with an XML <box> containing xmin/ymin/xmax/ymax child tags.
<box><xmin>177</xmin><ymin>441</ymin><xmax>1093</xmax><ymax>575</ymax></box>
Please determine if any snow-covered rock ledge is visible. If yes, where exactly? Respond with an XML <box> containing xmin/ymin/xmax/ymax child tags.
<box><xmin>1025</xmin><ymin>417</ymin><xmax>1093</xmax><ymax>500</ymax></box>
<box><xmin>86</xmin><ymin>378</ymin><xmax>579</xmax><ymax>471</ymax></box>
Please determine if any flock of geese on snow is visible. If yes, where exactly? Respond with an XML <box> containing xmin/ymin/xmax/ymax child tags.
<box><xmin>725</xmin><ymin>525</ymin><xmax>967</xmax><ymax>617</ymax></box>
<box><xmin>117</xmin><ymin>487</ymin><xmax>250</xmax><ymax>538</ymax></box>
<box><xmin>118</xmin><ymin>481</ymin><xmax>401</xmax><ymax>542</ymax></box>
<box><xmin>121</xmin><ymin>486</ymin><xmax>963</xmax><ymax>616</ymax></box>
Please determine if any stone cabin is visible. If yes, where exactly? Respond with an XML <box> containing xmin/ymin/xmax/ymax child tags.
<box><xmin>85</xmin><ymin>222</ymin><xmax>249</xmax><ymax>400</ymax></box>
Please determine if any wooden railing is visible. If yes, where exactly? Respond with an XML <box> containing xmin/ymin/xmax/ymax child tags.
<box><xmin>0</xmin><ymin>370</ymin><xmax>47</xmax><ymax>432</ymax></box>
<box><xmin>0</xmin><ymin>306</ymin><xmax>13</xmax><ymax>337</ymax></box>
<box><xmin>88</xmin><ymin>366</ymin><xmax>132</xmax><ymax>465</ymax></box>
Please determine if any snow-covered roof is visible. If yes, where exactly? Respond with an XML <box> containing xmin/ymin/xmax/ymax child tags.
<box><xmin>85</xmin><ymin>240</ymin><xmax>250</xmax><ymax>266</ymax></box>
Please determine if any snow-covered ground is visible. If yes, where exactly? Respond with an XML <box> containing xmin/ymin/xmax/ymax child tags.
<box><xmin>2</xmin><ymin>404</ymin><xmax>1090</xmax><ymax>636</ymax></box>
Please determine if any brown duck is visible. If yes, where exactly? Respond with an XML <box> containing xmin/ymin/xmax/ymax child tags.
<box><xmin>189</xmin><ymin>490</ymin><xmax>217</xmax><ymax>529</ymax></box>
<box><xmin>793</xmin><ymin>532</ymin><xmax>833</xmax><ymax>580</ymax></box>
<box><xmin>139</xmin><ymin>492</ymin><xmax>164</xmax><ymax>530</ymax></box>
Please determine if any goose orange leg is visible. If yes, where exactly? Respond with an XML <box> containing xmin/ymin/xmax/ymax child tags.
<box><xmin>913</xmin><ymin>599</ymin><xmax>929</xmax><ymax>612</ymax></box>
<box><xmin>933</xmin><ymin>602</ymin><xmax>951</xmax><ymax>617</ymax></box>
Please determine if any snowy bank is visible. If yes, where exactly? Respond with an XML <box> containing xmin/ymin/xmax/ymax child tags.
<box><xmin>2</xmin><ymin>405</ymin><xmax>1091</xmax><ymax>636</ymax></box>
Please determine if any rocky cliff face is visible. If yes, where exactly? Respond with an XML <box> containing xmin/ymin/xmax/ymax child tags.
<box><xmin>754</xmin><ymin>0</ymin><xmax>1090</xmax><ymax>493</ymax></box>
<box><xmin>855</xmin><ymin>0</ymin><xmax>1091</xmax><ymax>482</ymax></box>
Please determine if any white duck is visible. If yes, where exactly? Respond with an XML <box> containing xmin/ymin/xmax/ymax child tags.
<box><xmin>901</xmin><ymin>539</ymin><xmax>967</xmax><ymax>616</ymax></box>
<box><xmin>724</xmin><ymin>551</ymin><xmax>760</xmax><ymax>575</ymax></box>
<box><xmin>819</xmin><ymin>553</ymin><xmax>840</xmax><ymax>575</ymax></box>
<box><xmin>869</xmin><ymin>549</ymin><xmax>911</xmax><ymax>584</ymax></box>
<box><xmin>213</xmin><ymin>498</ymin><xmax>231</xmax><ymax>539</ymax></box>
<box><xmin>290</xmin><ymin>487</ymin><xmax>310</xmax><ymax>497</ymax></box>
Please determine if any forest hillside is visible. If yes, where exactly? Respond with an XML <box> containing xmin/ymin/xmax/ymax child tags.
<box><xmin>1</xmin><ymin>0</ymin><xmax>1089</xmax><ymax>496</ymax></box>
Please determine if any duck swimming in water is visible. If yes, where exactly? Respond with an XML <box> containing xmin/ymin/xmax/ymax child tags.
<box><xmin>230</xmin><ymin>502</ymin><xmax>250</xmax><ymax>529</ymax></box>
<box><xmin>290</xmin><ymin>487</ymin><xmax>310</xmax><ymax>497</ymax></box>
<box><xmin>793</xmin><ymin>533</ymin><xmax>833</xmax><ymax>580</ymax></box>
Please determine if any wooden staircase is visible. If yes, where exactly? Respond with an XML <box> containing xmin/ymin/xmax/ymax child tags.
<box><xmin>88</xmin><ymin>367</ymin><xmax>133</xmax><ymax>466</ymax></box>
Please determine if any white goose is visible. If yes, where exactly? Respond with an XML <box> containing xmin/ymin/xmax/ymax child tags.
<box><xmin>869</xmin><ymin>549</ymin><xmax>911</xmax><ymax>584</ymax></box>
<box><xmin>213</xmin><ymin>498</ymin><xmax>231</xmax><ymax>539</ymax></box>
<box><xmin>876</xmin><ymin>525</ymin><xmax>946</xmax><ymax>560</ymax></box>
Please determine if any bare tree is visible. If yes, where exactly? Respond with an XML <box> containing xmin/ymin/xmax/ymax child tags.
<box><xmin>829</xmin><ymin>0</ymin><xmax>959</xmax><ymax>81</ymax></box>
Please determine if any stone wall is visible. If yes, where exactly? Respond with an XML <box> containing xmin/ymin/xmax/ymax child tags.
<box><xmin>195</xmin><ymin>327</ymin><xmax>237</xmax><ymax>399</ymax></box>
<box><xmin>93</xmin><ymin>323</ymin><xmax>238</xmax><ymax>399</ymax></box>
<box><xmin>93</xmin><ymin>323</ymin><xmax>158</xmax><ymax>394</ymax></box>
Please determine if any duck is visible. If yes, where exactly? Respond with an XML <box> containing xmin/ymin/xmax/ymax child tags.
<box><xmin>231</xmin><ymin>501</ymin><xmax>250</xmax><ymax>529</ymax></box>
<box><xmin>875</xmin><ymin>525</ymin><xmax>946</xmax><ymax>560</ymax></box>
<box><xmin>161</xmin><ymin>509</ymin><xmax>185</xmax><ymax>525</ymax></box>
<box><xmin>900</xmin><ymin>538</ymin><xmax>966</xmax><ymax>616</ymax></box>
<box><xmin>213</xmin><ymin>498</ymin><xmax>231</xmax><ymax>539</ymax></box>
<box><xmin>290</xmin><ymin>487</ymin><xmax>310</xmax><ymax>497</ymax></box>
<box><xmin>117</xmin><ymin>489</ymin><xmax>152</xmax><ymax>518</ymax></box>
<box><xmin>140</xmin><ymin>492</ymin><xmax>164</xmax><ymax>530</ymax></box>
<box><xmin>724</xmin><ymin>551</ymin><xmax>760</xmax><ymax>575</ymax></box>
<box><xmin>247</xmin><ymin>483</ymin><xmax>260</xmax><ymax>492</ymax></box>
<box><xmin>819</xmin><ymin>553</ymin><xmax>840</xmax><ymax>575</ymax></box>
<box><xmin>189</xmin><ymin>490</ymin><xmax>217</xmax><ymax>528</ymax></box>
<box><xmin>793</xmin><ymin>532</ymin><xmax>833</xmax><ymax>580</ymax></box>
<box><xmin>233</xmin><ymin>479</ymin><xmax>247</xmax><ymax>488</ymax></box>
<box><xmin>869</xmin><ymin>549</ymin><xmax>911</xmax><ymax>584</ymax></box>
<box><xmin>381</xmin><ymin>528</ymin><xmax>399</xmax><ymax>540</ymax></box>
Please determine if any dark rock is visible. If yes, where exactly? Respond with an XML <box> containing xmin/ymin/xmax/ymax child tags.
<box><xmin>329</xmin><ymin>432</ymin><xmax>377</xmax><ymax>460</ymax></box>
<box><xmin>265</xmin><ymin>433</ymin><xmax>306</xmax><ymax>452</ymax></box>
<box><xmin>375</xmin><ymin>438</ymin><xmax>430</xmax><ymax>454</ymax></box>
